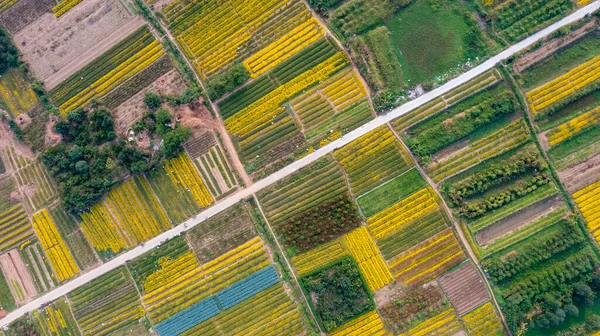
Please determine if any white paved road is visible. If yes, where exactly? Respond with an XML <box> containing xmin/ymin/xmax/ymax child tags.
<box><xmin>1</xmin><ymin>1</ymin><xmax>599</xmax><ymax>329</ymax></box>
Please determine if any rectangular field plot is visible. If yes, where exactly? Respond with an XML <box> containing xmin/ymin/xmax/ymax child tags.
<box><xmin>49</xmin><ymin>26</ymin><xmax>165</xmax><ymax>115</ymax></box>
<box><xmin>406</xmin><ymin>308</ymin><xmax>463</xmax><ymax>335</ymax></box>
<box><xmin>389</xmin><ymin>229</ymin><xmax>466</xmax><ymax>286</ymax></box>
<box><xmin>0</xmin><ymin>250</ymin><xmax>37</xmax><ymax>304</ymax></box>
<box><xmin>2</xmin><ymin>146</ymin><xmax>57</xmax><ymax>211</ymax></box>
<box><xmin>437</xmin><ymin>262</ymin><xmax>489</xmax><ymax>316</ymax></box>
<box><xmin>193</xmin><ymin>144</ymin><xmax>239</xmax><ymax>199</ymax></box>
<box><xmin>80</xmin><ymin>176</ymin><xmax>171</xmax><ymax>256</ymax></box>
<box><xmin>573</xmin><ymin>179</ymin><xmax>600</xmax><ymax>242</ymax></box>
<box><xmin>479</xmin><ymin>0</ymin><xmax>574</xmax><ymax>43</ymax></box>
<box><xmin>461</xmin><ymin>302</ymin><xmax>504</xmax><ymax>336</ymax></box>
<box><xmin>48</xmin><ymin>206</ymin><xmax>97</xmax><ymax>270</ymax></box>
<box><xmin>68</xmin><ymin>267</ymin><xmax>145</xmax><ymax>336</ymax></box>
<box><xmin>147</xmin><ymin>152</ymin><xmax>213</xmax><ymax>224</ymax></box>
<box><xmin>0</xmin><ymin>204</ymin><xmax>33</xmax><ymax>253</ymax></box>
<box><xmin>334</xmin><ymin>125</ymin><xmax>412</xmax><ymax>196</ymax></box>
<box><xmin>32</xmin><ymin>298</ymin><xmax>80</xmax><ymax>336</ymax></box>
<box><xmin>20</xmin><ymin>241</ymin><xmax>56</xmax><ymax>293</ymax></box>
<box><xmin>0</xmin><ymin>265</ymin><xmax>15</xmax><ymax>312</ymax></box>
<box><xmin>0</xmin><ymin>68</ymin><xmax>38</xmax><ymax>117</ymax></box>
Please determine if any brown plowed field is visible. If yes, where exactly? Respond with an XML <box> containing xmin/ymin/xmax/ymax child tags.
<box><xmin>437</xmin><ymin>262</ymin><xmax>489</xmax><ymax>316</ymax></box>
<box><xmin>13</xmin><ymin>0</ymin><xmax>143</xmax><ymax>89</ymax></box>
<box><xmin>559</xmin><ymin>151</ymin><xmax>600</xmax><ymax>193</ymax></box>
<box><xmin>0</xmin><ymin>250</ymin><xmax>37</xmax><ymax>303</ymax></box>
<box><xmin>0</xmin><ymin>0</ymin><xmax>55</xmax><ymax>35</ymax></box>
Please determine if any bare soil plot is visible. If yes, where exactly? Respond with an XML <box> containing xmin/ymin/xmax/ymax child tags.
<box><xmin>513</xmin><ymin>20</ymin><xmax>598</xmax><ymax>73</ymax></box>
<box><xmin>112</xmin><ymin>70</ymin><xmax>187</xmax><ymax>133</ymax></box>
<box><xmin>174</xmin><ymin>101</ymin><xmax>222</xmax><ymax>137</ymax></box>
<box><xmin>0</xmin><ymin>250</ymin><xmax>37</xmax><ymax>303</ymax></box>
<box><xmin>184</xmin><ymin>132</ymin><xmax>217</xmax><ymax>160</ymax></box>
<box><xmin>476</xmin><ymin>195</ymin><xmax>563</xmax><ymax>245</ymax></box>
<box><xmin>13</xmin><ymin>0</ymin><xmax>144</xmax><ymax>89</ymax></box>
<box><xmin>559</xmin><ymin>152</ymin><xmax>600</xmax><ymax>193</ymax></box>
<box><xmin>437</xmin><ymin>262</ymin><xmax>489</xmax><ymax>316</ymax></box>
<box><xmin>0</xmin><ymin>0</ymin><xmax>54</xmax><ymax>35</ymax></box>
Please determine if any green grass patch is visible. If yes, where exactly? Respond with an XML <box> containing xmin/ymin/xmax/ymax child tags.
<box><xmin>0</xmin><ymin>269</ymin><xmax>15</xmax><ymax>311</ymax></box>
<box><xmin>364</xmin><ymin>26</ymin><xmax>404</xmax><ymax>89</ymax></box>
<box><xmin>357</xmin><ymin>168</ymin><xmax>427</xmax><ymax>218</ymax></box>
<box><xmin>386</xmin><ymin>0</ymin><xmax>489</xmax><ymax>84</ymax></box>
<box><xmin>521</xmin><ymin>33</ymin><xmax>600</xmax><ymax>92</ymax></box>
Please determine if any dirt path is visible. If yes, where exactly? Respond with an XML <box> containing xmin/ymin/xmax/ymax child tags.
<box><xmin>143</xmin><ymin>13</ymin><xmax>253</xmax><ymax>187</ymax></box>
<box><xmin>251</xmin><ymin>196</ymin><xmax>323</xmax><ymax>335</ymax></box>
<box><xmin>0</xmin><ymin>250</ymin><xmax>37</xmax><ymax>303</ymax></box>
<box><xmin>387</xmin><ymin>122</ymin><xmax>512</xmax><ymax>332</ymax></box>
<box><xmin>476</xmin><ymin>195</ymin><xmax>563</xmax><ymax>245</ymax></box>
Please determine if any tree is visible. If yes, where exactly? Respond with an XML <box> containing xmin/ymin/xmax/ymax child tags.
<box><xmin>75</xmin><ymin>160</ymin><xmax>89</xmax><ymax>173</ymax></box>
<box><xmin>574</xmin><ymin>282</ymin><xmax>595</xmax><ymax>306</ymax></box>
<box><xmin>144</xmin><ymin>92</ymin><xmax>162</xmax><ymax>109</ymax></box>
<box><xmin>0</xmin><ymin>26</ymin><xmax>18</xmax><ymax>74</ymax></box>
<box><xmin>155</xmin><ymin>108</ymin><xmax>172</xmax><ymax>136</ymax></box>
<box><xmin>564</xmin><ymin>304</ymin><xmax>579</xmax><ymax>317</ymax></box>
<box><xmin>161</xmin><ymin>126</ymin><xmax>191</xmax><ymax>158</ymax></box>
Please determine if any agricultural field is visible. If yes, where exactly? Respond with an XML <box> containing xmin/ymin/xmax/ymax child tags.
<box><xmin>48</xmin><ymin>206</ymin><xmax>98</xmax><ymax>270</ymax></box>
<box><xmin>0</xmin><ymin>68</ymin><xmax>37</xmax><ymax>118</ymax></box>
<box><xmin>437</xmin><ymin>262</ymin><xmax>490</xmax><ymax>316</ymax></box>
<box><xmin>146</xmin><ymin>152</ymin><xmax>213</xmax><ymax>224</ymax></box>
<box><xmin>0</xmin><ymin>248</ymin><xmax>37</xmax><ymax>305</ymax></box>
<box><xmin>0</xmin><ymin>204</ymin><xmax>32</xmax><ymax>253</ymax></box>
<box><xmin>20</xmin><ymin>241</ymin><xmax>56</xmax><ymax>293</ymax></box>
<box><xmin>68</xmin><ymin>267</ymin><xmax>145</xmax><ymax>335</ymax></box>
<box><xmin>127</xmin><ymin>202</ymin><xmax>307</xmax><ymax>335</ymax></box>
<box><xmin>461</xmin><ymin>302</ymin><xmax>504</xmax><ymax>336</ymax></box>
<box><xmin>0</xmin><ymin>265</ymin><xmax>15</xmax><ymax>312</ymax></box>
<box><xmin>80</xmin><ymin>176</ymin><xmax>171</xmax><ymax>257</ymax></box>
<box><xmin>164</xmin><ymin>0</ymin><xmax>377</xmax><ymax>176</ymax></box>
<box><xmin>1</xmin><ymin>146</ymin><xmax>57</xmax><ymax>211</ymax></box>
<box><xmin>12</xmin><ymin>0</ymin><xmax>145</xmax><ymax>88</ymax></box>
<box><xmin>49</xmin><ymin>26</ymin><xmax>166</xmax><ymax>115</ymax></box>
<box><xmin>318</xmin><ymin>0</ymin><xmax>497</xmax><ymax>111</ymax></box>
<box><xmin>477</xmin><ymin>0</ymin><xmax>576</xmax><ymax>43</ymax></box>
<box><xmin>193</xmin><ymin>142</ymin><xmax>239</xmax><ymax>199</ymax></box>
<box><xmin>5</xmin><ymin>297</ymin><xmax>81</xmax><ymax>336</ymax></box>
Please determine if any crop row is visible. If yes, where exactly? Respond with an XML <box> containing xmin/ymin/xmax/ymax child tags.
<box><xmin>32</xmin><ymin>209</ymin><xmax>79</xmax><ymax>282</ymax></box>
<box><xmin>292</xmin><ymin>92</ymin><xmax>335</xmax><ymax>130</ymax></box>
<box><xmin>292</xmin><ymin>239</ymin><xmax>348</xmax><ymax>275</ymax></box>
<box><xmin>244</xmin><ymin>18</ymin><xmax>324</xmax><ymax>78</ymax></box>
<box><xmin>224</xmin><ymin>52</ymin><xmax>349</xmax><ymax>137</ymax></box>
<box><xmin>0</xmin><ymin>204</ymin><xmax>33</xmax><ymax>252</ymax></box>
<box><xmin>128</xmin><ymin>236</ymin><xmax>189</xmax><ymax>287</ymax></box>
<box><xmin>389</xmin><ymin>229</ymin><xmax>465</xmax><ymax>285</ymax></box>
<box><xmin>335</xmin><ymin>125</ymin><xmax>411</xmax><ymax>196</ymax></box>
<box><xmin>259</xmin><ymin>157</ymin><xmax>348</xmax><ymax>226</ymax></box>
<box><xmin>305</xmin><ymin>99</ymin><xmax>373</xmax><ymax>139</ymax></box>
<box><xmin>392</xmin><ymin>70</ymin><xmax>500</xmax><ymax>131</ymax></box>
<box><xmin>377</xmin><ymin>208</ymin><xmax>448</xmax><ymax>260</ymax></box>
<box><xmin>573</xmin><ymin>179</ymin><xmax>600</xmax><ymax>242</ymax></box>
<box><xmin>21</xmin><ymin>242</ymin><xmax>56</xmax><ymax>293</ymax></box>
<box><xmin>0</xmin><ymin>0</ymin><xmax>17</xmax><ymax>13</ymax></box>
<box><xmin>527</xmin><ymin>54</ymin><xmax>600</xmax><ymax>114</ymax></box>
<box><xmin>164</xmin><ymin>153</ymin><xmax>214</xmax><ymax>207</ymax></box>
<box><xmin>50</xmin><ymin>27</ymin><xmax>153</xmax><ymax>106</ymax></box>
<box><xmin>0</xmin><ymin>69</ymin><xmax>38</xmax><ymax>117</ymax></box>
<box><xmin>80</xmin><ymin>203</ymin><xmax>129</xmax><ymax>254</ymax></box>
<box><xmin>142</xmin><ymin>237</ymin><xmax>269</xmax><ymax>322</ymax></box>
<box><xmin>52</xmin><ymin>0</ymin><xmax>82</xmax><ymax>17</ymax></box>
<box><xmin>105</xmin><ymin>177</ymin><xmax>171</xmax><ymax>245</ymax></box>
<box><xmin>344</xmin><ymin>227</ymin><xmax>393</xmax><ymax>291</ymax></box>
<box><xmin>155</xmin><ymin>266</ymin><xmax>279</xmax><ymax>335</ymax></box>
<box><xmin>37</xmin><ymin>299</ymin><xmax>80</xmax><ymax>336</ymax></box>
<box><xmin>238</xmin><ymin>109</ymin><xmax>300</xmax><ymax>159</ymax></box>
<box><xmin>547</xmin><ymin>105</ymin><xmax>600</xmax><ymax>146</ymax></box>
<box><xmin>329</xmin><ymin>310</ymin><xmax>386</xmax><ymax>336</ymax></box>
<box><xmin>428</xmin><ymin>120</ymin><xmax>529</xmax><ymax>182</ymax></box>
<box><xmin>407</xmin><ymin>308</ymin><xmax>460</xmax><ymax>336</ymax></box>
<box><xmin>461</xmin><ymin>303</ymin><xmax>504</xmax><ymax>336</ymax></box>
<box><xmin>367</xmin><ymin>187</ymin><xmax>440</xmax><ymax>240</ymax></box>
<box><xmin>68</xmin><ymin>267</ymin><xmax>144</xmax><ymax>336</ymax></box>
<box><xmin>147</xmin><ymin>164</ymin><xmax>201</xmax><ymax>225</ymax></box>
<box><xmin>59</xmin><ymin>40</ymin><xmax>165</xmax><ymax>114</ymax></box>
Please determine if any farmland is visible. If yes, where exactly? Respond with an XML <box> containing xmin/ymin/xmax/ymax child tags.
<box><xmin>0</xmin><ymin>204</ymin><xmax>32</xmax><ymax>253</ymax></box>
<box><xmin>0</xmin><ymin>69</ymin><xmax>37</xmax><ymax>118</ymax></box>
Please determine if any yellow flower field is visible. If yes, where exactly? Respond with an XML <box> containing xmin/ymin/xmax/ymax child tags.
<box><xmin>224</xmin><ymin>52</ymin><xmax>348</xmax><ymax>137</ymax></box>
<box><xmin>0</xmin><ymin>0</ymin><xmax>18</xmax><ymax>13</ymax></box>
<box><xmin>547</xmin><ymin>106</ymin><xmax>600</xmax><ymax>146</ymax></box>
<box><xmin>389</xmin><ymin>229</ymin><xmax>465</xmax><ymax>285</ymax></box>
<box><xmin>330</xmin><ymin>310</ymin><xmax>387</xmax><ymax>336</ymax></box>
<box><xmin>52</xmin><ymin>0</ymin><xmax>83</xmax><ymax>17</ymax></box>
<box><xmin>344</xmin><ymin>227</ymin><xmax>393</xmax><ymax>291</ymax></box>
<box><xmin>573</xmin><ymin>179</ymin><xmax>600</xmax><ymax>242</ymax></box>
<box><xmin>244</xmin><ymin>18</ymin><xmax>324</xmax><ymax>77</ymax></box>
<box><xmin>407</xmin><ymin>309</ymin><xmax>461</xmax><ymax>336</ymax></box>
<box><xmin>527</xmin><ymin>54</ymin><xmax>600</xmax><ymax>114</ymax></box>
<box><xmin>367</xmin><ymin>187</ymin><xmax>440</xmax><ymax>240</ymax></box>
<box><xmin>291</xmin><ymin>239</ymin><xmax>349</xmax><ymax>275</ymax></box>
<box><xmin>32</xmin><ymin>209</ymin><xmax>79</xmax><ymax>282</ymax></box>
<box><xmin>0</xmin><ymin>69</ymin><xmax>38</xmax><ymax>117</ymax></box>
<box><xmin>165</xmin><ymin>153</ymin><xmax>213</xmax><ymax>207</ymax></box>
<box><xmin>81</xmin><ymin>203</ymin><xmax>129</xmax><ymax>254</ymax></box>
<box><xmin>461</xmin><ymin>302</ymin><xmax>504</xmax><ymax>336</ymax></box>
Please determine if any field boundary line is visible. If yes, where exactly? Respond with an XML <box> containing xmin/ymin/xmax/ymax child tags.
<box><xmin>387</xmin><ymin>122</ymin><xmax>512</xmax><ymax>333</ymax></box>
<box><xmin>0</xmin><ymin>1</ymin><xmax>598</xmax><ymax>328</ymax></box>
